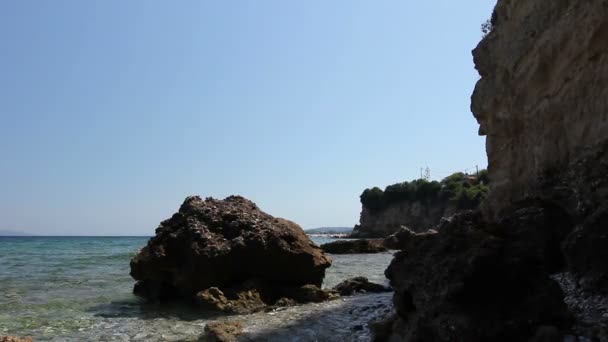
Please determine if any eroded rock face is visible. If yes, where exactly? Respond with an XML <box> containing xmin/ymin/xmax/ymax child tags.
<box><xmin>471</xmin><ymin>0</ymin><xmax>608</xmax><ymax>218</ymax></box>
<box><xmin>130</xmin><ymin>195</ymin><xmax>332</xmax><ymax>309</ymax></box>
<box><xmin>382</xmin><ymin>210</ymin><xmax>572</xmax><ymax>341</ymax></box>
<box><xmin>382</xmin><ymin>0</ymin><xmax>608</xmax><ymax>339</ymax></box>
<box><xmin>320</xmin><ymin>239</ymin><xmax>387</xmax><ymax>254</ymax></box>
<box><xmin>352</xmin><ymin>201</ymin><xmax>457</xmax><ymax>238</ymax></box>
<box><xmin>472</xmin><ymin>0</ymin><xmax>608</xmax><ymax>294</ymax></box>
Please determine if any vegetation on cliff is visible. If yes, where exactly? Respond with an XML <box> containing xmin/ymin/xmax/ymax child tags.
<box><xmin>360</xmin><ymin>170</ymin><xmax>489</xmax><ymax>212</ymax></box>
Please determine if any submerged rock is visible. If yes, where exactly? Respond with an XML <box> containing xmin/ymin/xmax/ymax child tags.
<box><xmin>201</xmin><ymin>321</ymin><xmax>244</xmax><ymax>342</ymax></box>
<box><xmin>195</xmin><ymin>286</ymin><xmax>267</xmax><ymax>314</ymax></box>
<box><xmin>320</xmin><ymin>239</ymin><xmax>387</xmax><ymax>254</ymax></box>
<box><xmin>0</xmin><ymin>337</ymin><xmax>32</xmax><ymax>342</ymax></box>
<box><xmin>333</xmin><ymin>277</ymin><xmax>391</xmax><ymax>296</ymax></box>
<box><xmin>130</xmin><ymin>195</ymin><xmax>332</xmax><ymax>311</ymax></box>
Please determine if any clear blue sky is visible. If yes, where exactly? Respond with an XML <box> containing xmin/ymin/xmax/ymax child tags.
<box><xmin>0</xmin><ymin>0</ymin><xmax>495</xmax><ymax>235</ymax></box>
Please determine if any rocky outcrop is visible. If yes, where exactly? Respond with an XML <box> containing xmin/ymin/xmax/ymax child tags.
<box><xmin>381</xmin><ymin>210</ymin><xmax>572</xmax><ymax>341</ymax></box>
<box><xmin>130</xmin><ymin>195</ymin><xmax>332</xmax><ymax>312</ymax></box>
<box><xmin>352</xmin><ymin>201</ymin><xmax>457</xmax><ymax>238</ymax></box>
<box><xmin>320</xmin><ymin>239</ymin><xmax>387</xmax><ymax>254</ymax></box>
<box><xmin>381</xmin><ymin>1</ymin><xmax>608</xmax><ymax>340</ymax></box>
<box><xmin>202</xmin><ymin>321</ymin><xmax>244</xmax><ymax>342</ymax></box>
<box><xmin>472</xmin><ymin>0</ymin><xmax>608</xmax><ymax>293</ymax></box>
<box><xmin>471</xmin><ymin>0</ymin><xmax>608</xmax><ymax>218</ymax></box>
<box><xmin>333</xmin><ymin>277</ymin><xmax>391</xmax><ymax>296</ymax></box>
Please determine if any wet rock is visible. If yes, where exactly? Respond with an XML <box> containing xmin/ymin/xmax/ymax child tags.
<box><xmin>333</xmin><ymin>277</ymin><xmax>391</xmax><ymax>296</ymax></box>
<box><xmin>320</xmin><ymin>239</ymin><xmax>387</xmax><ymax>254</ymax></box>
<box><xmin>282</xmin><ymin>284</ymin><xmax>339</xmax><ymax>303</ymax></box>
<box><xmin>0</xmin><ymin>338</ymin><xmax>32</xmax><ymax>342</ymax></box>
<box><xmin>201</xmin><ymin>321</ymin><xmax>244</xmax><ymax>342</ymax></box>
<box><xmin>273</xmin><ymin>297</ymin><xmax>296</xmax><ymax>307</ymax></box>
<box><xmin>384</xmin><ymin>211</ymin><xmax>572</xmax><ymax>341</ymax></box>
<box><xmin>552</xmin><ymin>272</ymin><xmax>608</xmax><ymax>340</ymax></box>
<box><xmin>130</xmin><ymin>195</ymin><xmax>332</xmax><ymax>311</ymax></box>
<box><xmin>194</xmin><ymin>286</ymin><xmax>267</xmax><ymax>314</ymax></box>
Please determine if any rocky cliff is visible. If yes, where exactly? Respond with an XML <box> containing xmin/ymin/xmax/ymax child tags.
<box><xmin>471</xmin><ymin>0</ymin><xmax>608</xmax><ymax>219</ymax></box>
<box><xmin>472</xmin><ymin>0</ymin><xmax>608</xmax><ymax>292</ymax></box>
<box><xmin>378</xmin><ymin>0</ymin><xmax>608</xmax><ymax>340</ymax></box>
<box><xmin>352</xmin><ymin>201</ymin><xmax>456</xmax><ymax>238</ymax></box>
<box><xmin>352</xmin><ymin>172</ymin><xmax>488</xmax><ymax>238</ymax></box>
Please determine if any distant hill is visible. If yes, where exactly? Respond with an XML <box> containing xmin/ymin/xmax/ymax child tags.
<box><xmin>0</xmin><ymin>229</ymin><xmax>30</xmax><ymax>236</ymax></box>
<box><xmin>305</xmin><ymin>227</ymin><xmax>352</xmax><ymax>234</ymax></box>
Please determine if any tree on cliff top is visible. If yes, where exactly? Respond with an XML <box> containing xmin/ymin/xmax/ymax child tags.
<box><xmin>360</xmin><ymin>171</ymin><xmax>489</xmax><ymax>212</ymax></box>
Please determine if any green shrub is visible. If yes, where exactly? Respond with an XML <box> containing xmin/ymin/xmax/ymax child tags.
<box><xmin>360</xmin><ymin>187</ymin><xmax>386</xmax><ymax>211</ymax></box>
<box><xmin>360</xmin><ymin>170</ymin><xmax>489</xmax><ymax>212</ymax></box>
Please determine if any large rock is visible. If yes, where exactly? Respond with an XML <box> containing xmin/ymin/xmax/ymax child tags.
<box><xmin>381</xmin><ymin>210</ymin><xmax>572</xmax><ymax>341</ymax></box>
<box><xmin>472</xmin><ymin>0</ymin><xmax>608</xmax><ymax>293</ymax></box>
<box><xmin>380</xmin><ymin>0</ymin><xmax>608</xmax><ymax>340</ymax></box>
<box><xmin>320</xmin><ymin>239</ymin><xmax>387</xmax><ymax>254</ymax></box>
<box><xmin>130</xmin><ymin>195</ymin><xmax>332</xmax><ymax>309</ymax></box>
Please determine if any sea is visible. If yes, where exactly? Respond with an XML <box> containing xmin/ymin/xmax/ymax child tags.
<box><xmin>0</xmin><ymin>236</ymin><xmax>394</xmax><ymax>341</ymax></box>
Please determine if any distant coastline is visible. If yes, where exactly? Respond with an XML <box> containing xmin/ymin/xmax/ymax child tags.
<box><xmin>0</xmin><ymin>229</ymin><xmax>30</xmax><ymax>236</ymax></box>
<box><xmin>305</xmin><ymin>227</ymin><xmax>352</xmax><ymax>234</ymax></box>
<box><xmin>305</xmin><ymin>227</ymin><xmax>352</xmax><ymax>239</ymax></box>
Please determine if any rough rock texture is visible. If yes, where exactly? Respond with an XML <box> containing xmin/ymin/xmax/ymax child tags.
<box><xmin>381</xmin><ymin>0</ymin><xmax>608</xmax><ymax>340</ymax></box>
<box><xmin>383</xmin><ymin>227</ymin><xmax>438</xmax><ymax>250</ymax></box>
<box><xmin>382</xmin><ymin>210</ymin><xmax>572</xmax><ymax>342</ymax></box>
<box><xmin>472</xmin><ymin>0</ymin><xmax>608</xmax><ymax>293</ymax></box>
<box><xmin>0</xmin><ymin>337</ymin><xmax>32</xmax><ymax>342</ymax></box>
<box><xmin>320</xmin><ymin>239</ymin><xmax>387</xmax><ymax>254</ymax></box>
<box><xmin>553</xmin><ymin>273</ymin><xmax>608</xmax><ymax>340</ymax></box>
<box><xmin>130</xmin><ymin>195</ymin><xmax>332</xmax><ymax>310</ymax></box>
<box><xmin>351</xmin><ymin>201</ymin><xmax>457</xmax><ymax>238</ymax></box>
<box><xmin>332</xmin><ymin>277</ymin><xmax>391</xmax><ymax>296</ymax></box>
<box><xmin>471</xmin><ymin>0</ymin><xmax>608</xmax><ymax>218</ymax></box>
<box><xmin>201</xmin><ymin>321</ymin><xmax>244</xmax><ymax>342</ymax></box>
<box><xmin>195</xmin><ymin>286</ymin><xmax>267</xmax><ymax>314</ymax></box>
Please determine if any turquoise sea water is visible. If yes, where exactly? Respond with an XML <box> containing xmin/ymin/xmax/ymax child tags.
<box><xmin>0</xmin><ymin>236</ymin><xmax>393</xmax><ymax>341</ymax></box>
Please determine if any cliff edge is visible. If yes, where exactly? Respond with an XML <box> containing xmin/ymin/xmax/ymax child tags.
<box><xmin>472</xmin><ymin>0</ymin><xmax>608</xmax><ymax>292</ymax></box>
<box><xmin>378</xmin><ymin>1</ymin><xmax>608</xmax><ymax>340</ymax></box>
<box><xmin>352</xmin><ymin>172</ymin><xmax>487</xmax><ymax>238</ymax></box>
<box><xmin>472</xmin><ymin>0</ymin><xmax>608</xmax><ymax>219</ymax></box>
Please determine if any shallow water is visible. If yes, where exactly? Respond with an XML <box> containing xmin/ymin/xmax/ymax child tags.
<box><xmin>0</xmin><ymin>236</ymin><xmax>394</xmax><ymax>341</ymax></box>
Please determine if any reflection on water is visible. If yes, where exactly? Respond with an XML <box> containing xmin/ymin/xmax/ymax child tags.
<box><xmin>0</xmin><ymin>236</ymin><xmax>393</xmax><ymax>341</ymax></box>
